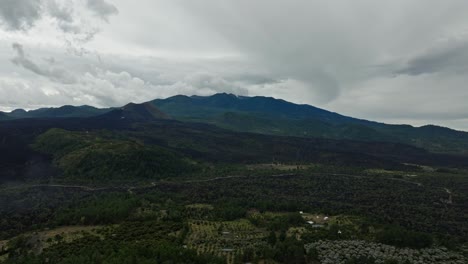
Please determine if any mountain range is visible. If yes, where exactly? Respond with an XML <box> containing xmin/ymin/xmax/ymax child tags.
<box><xmin>1</xmin><ymin>93</ymin><xmax>468</xmax><ymax>154</ymax></box>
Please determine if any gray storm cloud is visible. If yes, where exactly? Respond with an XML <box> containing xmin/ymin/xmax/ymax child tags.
<box><xmin>11</xmin><ymin>43</ymin><xmax>42</xmax><ymax>74</ymax></box>
<box><xmin>0</xmin><ymin>0</ymin><xmax>42</xmax><ymax>30</ymax></box>
<box><xmin>47</xmin><ymin>1</ymin><xmax>73</xmax><ymax>23</ymax></box>
<box><xmin>396</xmin><ymin>37</ymin><xmax>468</xmax><ymax>76</ymax></box>
<box><xmin>0</xmin><ymin>0</ymin><xmax>118</xmax><ymax>32</ymax></box>
<box><xmin>0</xmin><ymin>0</ymin><xmax>74</xmax><ymax>31</ymax></box>
<box><xmin>86</xmin><ymin>0</ymin><xmax>118</xmax><ymax>22</ymax></box>
<box><xmin>11</xmin><ymin>43</ymin><xmax>77</xmax><ymax>84</ymax></box>
<box><xmin>175</xmin><ymin>0</ymin><xmax>468</xmax><ymax>103</ymax></box>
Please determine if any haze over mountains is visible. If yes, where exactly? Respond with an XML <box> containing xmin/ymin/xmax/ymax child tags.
<box><xmin>1</xmin><ymin>93</ymin><xmax>468</xmax><ymax>154</ymax></box>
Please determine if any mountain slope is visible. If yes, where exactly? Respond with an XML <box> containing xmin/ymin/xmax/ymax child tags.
<box><xmin>152</xmin><ymin>93</ymin><xmax>468</xmax><ymax>154</ymax></box>
<box><xmin>152</xmin><ymin>93</ymin><xmax>370</xmax><ymax>124</ymax></box>
<box><xmin>3</xmin><ymin>109</ymin><xmax>468</xmax><ymax>184</ymax></box>
<box><xmin>6</xmin><ymin>105</ymin><xmax>112</xmax><ymax>119</ymax></box>
<box><xmin>2</xmin><ymin>93</ymin><xmax>468</xmax><ymax>154</ymax></box>
<box><xmin>97</xmin><ymin>102</ymin><xmax>170</xmax><ymax>121</ymax></box>
<box><xmin>0</xmin><ymin>112</ymin><xmax>10</xmax><ymax>121</ymax></box>
<box><xmin>8</xmin><ymin>109</ymin><xmax>27</xmax><ymax>117</ymax></box>
<box><xmin>33</xmin><ymin>128</ymin><xmax>197</xmax><ymax>182</ymax></box>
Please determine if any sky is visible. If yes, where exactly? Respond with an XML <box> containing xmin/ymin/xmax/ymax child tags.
<box><xmin>1</xmin><ymin>0</ymin><xmax>468</xmax><ymax>130</ymax></box>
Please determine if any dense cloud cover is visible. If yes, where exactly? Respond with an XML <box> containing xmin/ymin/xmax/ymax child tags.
<box><xmin>0</xmin><ymin>0</ymin><xmax>42</xmax><ymax>30</ymax></box>
<box><xmin>0</xmin><ymin>0</ymin><xmax>468</xmax><ymax>129</ymax></box>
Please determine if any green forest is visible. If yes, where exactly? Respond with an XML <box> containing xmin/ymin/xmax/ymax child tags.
<box><xmin>0</xmin><ymin>105</ymin><xmax>467</xmax><ymax>263</ymax></box>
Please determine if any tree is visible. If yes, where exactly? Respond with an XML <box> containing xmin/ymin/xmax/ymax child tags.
<box><xmin>267</xmin><ymin>231</ymin><xmax>277</xmax><ymax>245</ymax></box>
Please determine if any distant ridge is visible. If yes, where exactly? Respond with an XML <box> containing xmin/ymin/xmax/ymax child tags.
<box><xmin>152</xmin><ymin>93</ymin><xmax>368</xmax><ymax>124</ymax></box>
<box><xmin>0</xmin><ymin>112</ymin><xmax>10</xmax><ymax>121</ymax></box>
<box><xmin>4</xmin><ymin>105</ymin><xmax>112</xmax><ymax>119</ymax></box>
<box><xmin>98</xmin><ymin>102</ymin><xmax>170</xmax><ymax>121</ymax></box>
<box><xmin>151</xmin><ymin>93</ymin><xmax>468</xmax><ymax>154</ymax></box>
<box><xmin>2</xmin><ymin>93</ymin><xmax>468</xmax><ymax>154</ymax></box>
<box><xmin>9</xmin><ymin>109</ymin><xmax>27</xmax><ymax>117</ymax></box>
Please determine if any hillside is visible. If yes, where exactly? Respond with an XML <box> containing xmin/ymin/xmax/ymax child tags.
<box><xmin>2</xmin><ymin>113</ymin><xmax>468</xmax><ymax>185</ymax></box>
<box><xmin>33</xmin><ymin>128</ymin><xmax>197</xmax><ymax>182</ymax></box>
<box><xmin>152</xmin><ymin>93</ymin><xmax>363</xmax><ymax>123</ymax></box>
<box><xmin>152</xmin><ymin>93</ymin><xmax>468</xmax><ymax>154</ymax></box>
<box><xmin>0</xmin><ymin>112</ymin><xmax>10</xmax><ymax>121</ymax></box>
<box><xmin>5</xmin><ymin>105</ymin><xmax>112</xmax><ymax>119</ymax></box>
<box><xmin>2</xmin><ymin>94</ymin><xmax>468</xmax><ymax>154</ymax></box>
<box><xmin>98</xmin><ymin>102</ymin><xmax>170</xmax><ymax>121</ymax></box>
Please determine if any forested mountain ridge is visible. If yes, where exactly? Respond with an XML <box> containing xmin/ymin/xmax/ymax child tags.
<box><xmin>152</xmin><ymin>93</ymin><xmax>364</xmax><ymax>124</ymax></box>
<box><xmin>1</xmin><ymin>99</ymin><xmax>468</xmax><ymax>264</ymax></box>
<box><xmin>3</xmin><ymin>105</ymin><xmax>112</xmax><ymax>119</ymax></box>
<box><xmin>152</xmin><ymin>93</ymin><xmax>468</xmax><ymax>154</ymax></box>
<box><xmin>2</xmin><ymin>94</ymin><xmax>468</xmax><ymax>153</ymax></box>
<box><xmin>0</xmin><ymin>112</ymin><xmax>10</xmax><ymax>121</ymax></box>
<box><xmin>96</xmin><ymin>102</ymin><xmax>170</xmax><ymax>121</ymax></box>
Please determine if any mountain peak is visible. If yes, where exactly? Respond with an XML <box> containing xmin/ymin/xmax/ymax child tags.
<box><xmin>154</xmin><ymin>92</ymin><xmax>353</xmax><ymax>123</ymax></box>
<box><xmin>11</xmin><ymin>109</ymin><xmax>27</xmax><ymax>114</ymax></box>
<box><xmin>101</xmin><ymin>102</ymin><xmax>170</xmax><ymax>121</ymax></box>
<box><xmin>5</xmin><ymin>109</ymin><xmax>27</xmax><ymax>118</ymax></box>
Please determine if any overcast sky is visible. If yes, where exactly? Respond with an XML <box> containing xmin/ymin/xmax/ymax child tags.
<box><xmin>1</xmin><ymin>0</ymin><xmax>468</xmax><ymax>130</ymax></box>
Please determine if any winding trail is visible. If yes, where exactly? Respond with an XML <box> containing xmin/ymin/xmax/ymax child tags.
<box><xmin>1</xmin><ymin>184</ymin><xmax>116</xmax><ymax>192</ymax></box>
<box><xmin>1</xmin><ymin>172</ymin><xmax>425</xmax><ymax>194</ymax></box>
